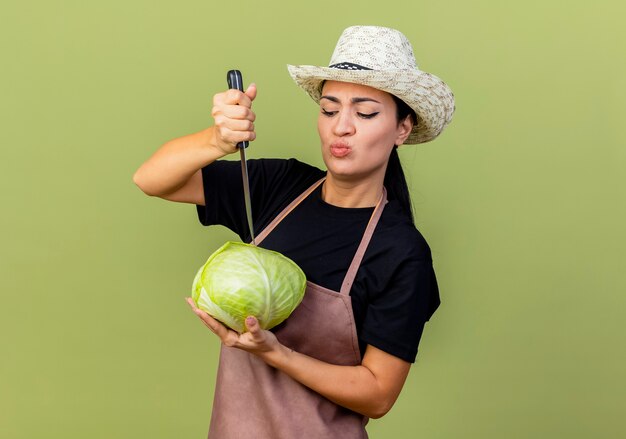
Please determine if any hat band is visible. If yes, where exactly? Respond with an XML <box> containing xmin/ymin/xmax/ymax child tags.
<box><xmin>329</xmin><ymin>62</ymin><xmax>372</xmax><ymax>71</ymax></box>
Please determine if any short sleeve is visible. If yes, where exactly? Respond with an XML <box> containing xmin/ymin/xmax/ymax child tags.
<box><xmin>195</xmin><ymin>158</ymin><xmax>325</xmax><ymax>241</ymax></box>
<box><xmin>195</xmin><ymin>159</ymin><xmax>244</xmax><ymax>230</ymax></box>
<box><xmin>360</xmin><ymin>255</ymin><xmax>440</xmax><ymax>363</ymax></box>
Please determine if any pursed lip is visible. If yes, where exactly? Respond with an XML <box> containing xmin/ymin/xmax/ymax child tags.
<box><xmin>330</xmin><ymin>141</ymin><xmax>352</xmax><ymax>158</ymax></box>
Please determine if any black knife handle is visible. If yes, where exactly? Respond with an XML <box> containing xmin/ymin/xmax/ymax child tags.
<box><xmin>226</xmin><ymin>70</ymin><xmax>249</xmax><ymax>149</ymax></box>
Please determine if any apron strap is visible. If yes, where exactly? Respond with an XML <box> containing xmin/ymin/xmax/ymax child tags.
<box><xmin>254</xmin><ymin>177</ymin><xmax>326</xmax><ymax>246</ymax></box>
<box><xmin>254</xmin><ymin>176</ymin><xmax>388</xmax><ymax>297</ymax></box>
<box><xmin>339</xmin><ymin>187</ymin><xmax>388</xmax><ymax>296</ymax></box>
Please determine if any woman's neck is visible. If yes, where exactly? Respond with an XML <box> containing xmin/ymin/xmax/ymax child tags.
<box><xmin>322</xmin><ymin>174</ymin><xmax>384</xmax><ymax>208</ymax></box>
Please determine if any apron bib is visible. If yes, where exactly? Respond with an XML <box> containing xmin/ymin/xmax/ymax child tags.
<box><xmin>208</xmin><ymin>178</ymin><xmax>387</xmax><ymax>439</ymax></box>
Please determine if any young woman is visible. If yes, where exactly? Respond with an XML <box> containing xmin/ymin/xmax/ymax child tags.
<box><xmin>134</xmin><ymin>26</ymin><xmax>455</xmax><ymax>438</ymax></box>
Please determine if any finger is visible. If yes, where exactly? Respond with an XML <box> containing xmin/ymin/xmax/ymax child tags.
<box><xmin>245</xmin><ymin>316</ymin><xmax>264</xmax><ymax>341</ymax></box>
<box><xmin>193</xmin><ymin>308</ymin><xmax>219</xmax><ymax>331</ymax></box>
<box><xmin>245</xmin><ymin>83</ymin><xmax>257</xmax><ymax>102</ymax></box>
<box><xmin>219</xmin><ymin>118</ymin><xmax>254</xmax><ymax>133</ymax></box>
<box><xmin>213</xmin><ymin>89</ymin><xmax>246</xmax><ymax>107</ymax></box>
<box><xmin>219</xmin><ymin>126</ymin><xmax>256</xmax><ymax>144</ymax></box>
<box><xmin>220</xmin><ymin>105</ymin><xmax>256</xmax><ymax>121</ymax></box>
<box><xmin>198</xmin><ymin>311</ymin><xmax>238</xmax><ymax>342</ymax></box>
<box><xmin>186</xmin><ymin>298</ymin><xmax>221</xmax><ymax>332</ymax></box>
<box><xmin>222</xmin><ymin>89</ymin><xmax>253</xmax><ymax>108</ymax></box>
<box><xmin>187</xmin><ymin>301</ymin><xmax>215</xmax><ymax>329</ymax></box>
<box><xmin>185</xmin><ymin>297</ymin><xmax>198</xmax><ymax>310</ymax></box>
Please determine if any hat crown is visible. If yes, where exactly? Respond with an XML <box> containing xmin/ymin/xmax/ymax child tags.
<box><xmin>328</xmin><ymin>26</ymin><xmax>419</xmax><ymax>71</ymax></box>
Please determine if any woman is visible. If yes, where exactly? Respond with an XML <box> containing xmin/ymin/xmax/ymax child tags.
<box><xmin>134</xmin><ymin>25</ymin><xmax>454</xmax><ymax>438</ymax></box>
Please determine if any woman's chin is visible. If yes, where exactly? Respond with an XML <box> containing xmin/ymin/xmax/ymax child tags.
<box><xmin>324</xmin><ymin>159</ymin><xmax>356</xmax><ymax>178</ymax></box>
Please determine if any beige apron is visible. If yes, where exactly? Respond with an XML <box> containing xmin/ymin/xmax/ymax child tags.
<box><xmin>208</xmin><ymin>178</ymin><xmax>387</xmax><ymax>439</ymax></box>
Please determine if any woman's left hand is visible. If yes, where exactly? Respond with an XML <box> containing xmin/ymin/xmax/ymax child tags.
<box><xmin>185</xmin><ymin>297</ymin><xmax>280</xmax><ymax>357</ymax></box>
<box><xmin>185</xmin><ymin>299</ymin><xmax>409</xmax><ymax>419</ymax></box>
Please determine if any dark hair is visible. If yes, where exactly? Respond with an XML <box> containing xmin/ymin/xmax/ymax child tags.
<box><xmin>385</xmin><ymin>95</ymin><xmax>418</xmax><ymax>224</ymax></box>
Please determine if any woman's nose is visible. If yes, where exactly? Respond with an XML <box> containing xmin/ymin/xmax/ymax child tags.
<box><xmin>332</xmin><ymin>111</ymin><xmax>356</xmax><ymax>136</ymax></box>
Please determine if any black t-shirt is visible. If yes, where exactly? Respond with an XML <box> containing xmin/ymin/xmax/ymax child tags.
<box><xmin>195</xmin><ymin>158</ymin><xmax>440</xmax><ymax>363</ymax></box>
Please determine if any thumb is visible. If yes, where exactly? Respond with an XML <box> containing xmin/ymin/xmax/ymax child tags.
<box><xmin>245</xmin><ymin>83</ymin><xmax>257</xmax><ymax>102</ymax></box>
<box><xmin>245</xmin><ymin>316</ymin><xmax>261</xmax><ymax>335</ymax></box>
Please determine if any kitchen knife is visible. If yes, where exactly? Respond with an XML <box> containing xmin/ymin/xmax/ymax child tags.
<box><xmin>226</xmin><ymin>69</ymin><xmax>255</xmax><ymax>245</ymax></box>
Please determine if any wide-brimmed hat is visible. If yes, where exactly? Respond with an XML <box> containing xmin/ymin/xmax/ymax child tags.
<box><xmin>287</xmin><ymin>25</ymin><xmax>455</xmax><ymax>144</ymax></box>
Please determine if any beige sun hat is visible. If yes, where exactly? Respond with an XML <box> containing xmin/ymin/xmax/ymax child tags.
<box><xmin>287</xmin><ymin>25</ymin><xmax>455</xmax><ymax>144</ymax></box>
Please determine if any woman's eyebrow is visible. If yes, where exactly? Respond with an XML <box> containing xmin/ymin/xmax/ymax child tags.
<box><xmin>320</xmin><ymin>96</ymin><xmax>381</xmax><ymax>104</ymax></box>
<box><xmin>352</xmin><ymin>97</ymin><xmax>380</xmax><ymax>104</ymax></box>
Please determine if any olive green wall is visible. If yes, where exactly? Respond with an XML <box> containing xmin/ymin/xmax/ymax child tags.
<box><xmin>2</xmin><ymin>0</ymin><xmax>624</xmax><ymax>437</ymax></box>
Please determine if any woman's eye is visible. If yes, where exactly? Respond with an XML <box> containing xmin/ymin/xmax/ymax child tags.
<box><xmin>321</xmin><ymin>108</ymin><xmax>337</xmax><ymax>117</ymax></box>
<box><xmin>358</xmin><ymin>112</ymin><xmax>379</xmax><ymax>119</ymax></box>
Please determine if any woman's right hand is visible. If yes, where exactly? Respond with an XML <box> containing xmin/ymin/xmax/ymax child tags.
<box><xmin>133</xmin><ymin>83</ymin><xmax>256</xmax><ymax>199</ymax></box>
<box><xmin>210</xmin><ymin>83</ymin><xmax>257</xmax><ymax>155</ymax></box>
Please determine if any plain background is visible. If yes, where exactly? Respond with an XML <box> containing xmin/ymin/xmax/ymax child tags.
<box><xmin>1</xmin><ymin>0</ymin><xmax>624</xmax><ymax>438</ymax></box>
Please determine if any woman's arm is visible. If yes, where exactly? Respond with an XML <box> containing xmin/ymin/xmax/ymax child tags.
<box><xmin>267</xmin><ymin>339</ymin><xmax>411</xmax><ymax>419</ymax></box>
<box><xmin>186</xmin><ymin>298</ymin><xmax>411</xmax><ymax>419</ymax></box>
<box><xmin>132</xmin><ymin>84</ymin><xmax>257</xmax><ymax>199</ymax></box>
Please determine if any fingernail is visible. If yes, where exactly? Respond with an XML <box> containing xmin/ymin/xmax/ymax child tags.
<box><xmin>245</xmin><ymin>316</ymin><xmax>255</xmax><ymax>326</ymax></box>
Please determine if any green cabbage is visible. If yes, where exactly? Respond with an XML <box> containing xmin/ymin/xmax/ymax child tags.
<box><xmin>191</xmin><ymin>241</ymin><xmax>306</xmax><ymax>333</ymax></box>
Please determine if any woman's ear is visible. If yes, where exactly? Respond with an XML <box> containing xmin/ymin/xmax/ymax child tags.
<box><xmin>394</xmin><ymin>116</ymin><xmax>414</xmax><ymax>146</ymax></box>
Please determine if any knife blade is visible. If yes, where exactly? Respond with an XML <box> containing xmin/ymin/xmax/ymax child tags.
<box><xmin>226</xmin><ymin>69</ymin><xmax>255</xmax><ymax>245</ymax></box>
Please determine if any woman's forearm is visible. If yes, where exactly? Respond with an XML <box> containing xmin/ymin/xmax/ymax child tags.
<box><xmin>133</xmin><ymin>127</ymin><xmax>225</xmax><ymax>197</ymax></box>
<box><xmin>185</xmin><ymin>300</ymin><xmax>411</xmax><ymax>419</ymax></box>
<box><xmin>263</xmin><ymin>344</ymin><xmax>407</xmax><ymax>419</ymax></box>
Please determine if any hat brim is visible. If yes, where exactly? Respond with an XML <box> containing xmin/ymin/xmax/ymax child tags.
<box><xmin>287</xmin><ymin>64</ymin><xmax>455</xmax><ymax>144</ymax></box>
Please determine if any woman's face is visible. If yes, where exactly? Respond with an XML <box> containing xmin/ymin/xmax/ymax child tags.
<box><xmin>317</xmin><ymin>80</ymin><xmax>412</xmax><ymax>182</ymax></box>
